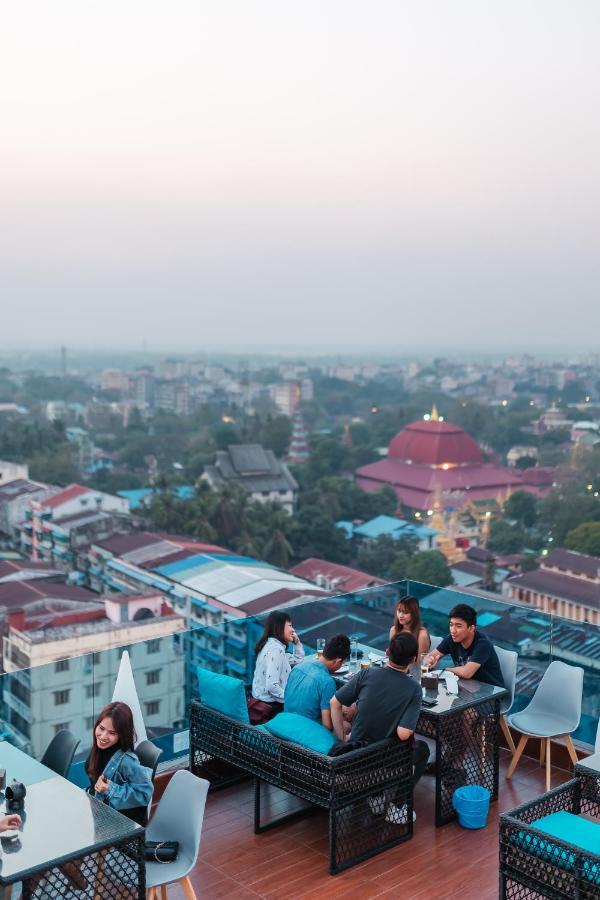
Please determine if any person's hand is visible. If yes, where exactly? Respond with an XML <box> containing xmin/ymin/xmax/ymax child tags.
<box><xmin>290</xmin><ymin>628</ymin><xmax>299</xmax><ymax>644</ymax></box>
<box><xmin>0</xmin><ymin>813</ymin><xmax>22</xmax><ymax>831</ymax></box>
<box><xmin>94</xmin><ymin>775</ymin><xmax>110</xmax><ymax>794</ymax></box>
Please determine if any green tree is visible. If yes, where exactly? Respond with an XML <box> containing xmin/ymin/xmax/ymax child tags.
<box><xmin>482</xmin><ymin>557</ymin><xmax>498</xmax><ymax>591</ymax></box>
<box><xmin>259</xmin><ymin>415</ymin><xmax>292</xmax><ymax>458</ymax></box>
<box><xmin>263</xmin><ymin>529</ymin><xmax>294</xmax><ymax>568</ymax></box>
<box><xmin>357</xmin><ymin>534</ymin><xmax>418</xmax><ymax>580</ymax></box>
<box><xmin>565</xmin><ymin>522</ymin><xmax>600</xmax><ymax>557</ymax></box>
<box><xmin>487</xmin><ymin>520</ymin><xmax>526</xmax><ymax>554</ymax></box>
<box><xmin>504</xmin><ymin>491</ymin><xmax>537</xmax><ymax>527</ymax></box>
<box><xmin>288</xmin><ymin>506</ymin><xmax>351</xmax><ymax>564</ymax></box>
<box><xmin>405</xmin><ymin>550</ymin><xmax>453</xmax><ymax>587</ymax></box>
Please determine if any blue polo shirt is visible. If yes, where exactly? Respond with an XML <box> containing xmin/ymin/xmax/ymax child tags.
<box><xmin>284</xmin><ymin>658</ymin><xmax>336</xmax><ymax>722</ymax></box>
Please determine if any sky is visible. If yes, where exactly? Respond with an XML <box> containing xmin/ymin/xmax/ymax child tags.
<box><xmin>2</xmin><ymin>1</ymin><xmax>599</xmax><ymax>354</ymax></box>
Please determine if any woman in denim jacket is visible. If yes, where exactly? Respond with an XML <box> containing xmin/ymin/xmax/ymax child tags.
<box><xmin>86</xmin><ymin>701</ymin><xmax>153</xmax><ymax>824</ymax></box>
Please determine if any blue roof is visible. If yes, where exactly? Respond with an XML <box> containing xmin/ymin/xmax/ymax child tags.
<box><xmin>352</xmin><ymin>515</ymin><xmax>440</xmax><ymax>540</ymax></box>
<box><xmin>335</xmin><ymin>521</ymin><xmax>354</xmax><ymax>539</ymax></box>
<box><xmin>117</xmin><ymin>485</ymin><xmax>195</xmax><ymax>510</ymax></box>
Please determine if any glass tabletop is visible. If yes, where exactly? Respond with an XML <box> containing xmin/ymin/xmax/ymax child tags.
<box><xmin>576</xmin><ymin>751</ymin><xmax>600</xmax><ymax>774</ymax></box>
<box><xmin>0</xmin><ymin>776</ymin><xmax>142</xmax><ymax>882</ymax></box>
<box><xmin>0</xmin><ymin>741</ymin><xmax>57</xmax><ymax>787</ymax></box>
<box><xmin>418</xmin><ymin>676</ymin><xmax>507</xmax><ymax>716</ymax></box>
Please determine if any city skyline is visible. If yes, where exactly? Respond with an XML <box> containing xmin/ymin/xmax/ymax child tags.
<box><xmin>2</xmin><ymin>2</ymin><xmax>600</xmax><ymax>352</ymax></box>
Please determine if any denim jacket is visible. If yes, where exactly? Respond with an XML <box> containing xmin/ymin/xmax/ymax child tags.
<box><xmin>95</xmin><ymin>749</ymin><xmax>153</xmax><ymax>811</ymax></box>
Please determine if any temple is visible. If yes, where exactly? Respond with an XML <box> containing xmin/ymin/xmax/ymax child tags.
<box><xmin>355</xmin><ymin>406</ymin><xmax>555</xmax><ymax>516</ymax></box>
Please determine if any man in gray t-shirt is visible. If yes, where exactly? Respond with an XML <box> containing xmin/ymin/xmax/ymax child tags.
<box><xmin>331</xmin><ymin>632</ymin><xmax>429</xmax><ymax>789</ymax></box>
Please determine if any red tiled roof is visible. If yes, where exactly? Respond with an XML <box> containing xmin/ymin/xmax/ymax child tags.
<box><xmin>0</xmin><ymin>560</ymin><xmax>60</xmax><ymax>579</ymax></box>
<box><xmin>507</xmin><ymin>569</ymin><xmax>599</xmax><ymax>610</ymax></box>
<box><xmin>0</xmin><ymin>479</ymin><xmax>47</xmax><ymax>500</ymax></box>
<box><xmin>388</xmin><ymin>420</ymin><xmax>484</xmax><ymax>466</ymax></box>
<box><xmin>289</xmin><ymin>558</ymin><xmax>385</xmax><ymax>593</ymax></box>
<box><xmin>543</xmin><ymin>549</ymin><xmax>600</xmax><ymax>579</ymax></box>
<box><xmin>41</xmin><ymin>484</ymin><xmax>91</xmax><ymax>509</ymax></box>
<box><xmin>0</xmin><ymin>580</ymin><xmax>97</xmax><ymax>610</ymax></box>
<box><xmin>241</xmin><ymin>588</ymin><xmax>326</xmax><ymax>615</ymax></box>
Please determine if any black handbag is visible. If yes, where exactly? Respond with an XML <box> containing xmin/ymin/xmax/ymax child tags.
<box><xmin>144</xmin><ymin>841</ymin><xmax>179</xmax><ymax>864</ymax></box>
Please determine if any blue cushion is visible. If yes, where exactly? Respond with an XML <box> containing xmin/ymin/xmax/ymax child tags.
<box><xmin>262</xmin><ymin>712</ymin><xmax>336</xmax><ymax>754</ymax></box>
<box><xmin>196</xmin><ymin>666</ymin><xmax>250</xmax><ymax>724</ymax></box>
<box><xmin>515</xmin><ymin>811</ymin><xmax>600</xmax><ymax>885</ymax></box>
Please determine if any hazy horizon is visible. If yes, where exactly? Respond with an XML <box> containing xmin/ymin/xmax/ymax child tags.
<box><xmin>2</xmin><ymin>2</ymin><xmax>599</xmax><ymax>352</ymax></box>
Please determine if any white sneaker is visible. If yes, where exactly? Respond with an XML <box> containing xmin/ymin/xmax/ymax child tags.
<box><xmin>385</xmin><ymin>802</ymin><xmax>416</xmax><ymax>824</ymax></box>
<box><xmin>368</xmin><ymin>794</ymin><xmax>386</xmax><ymax>815</ymax></box>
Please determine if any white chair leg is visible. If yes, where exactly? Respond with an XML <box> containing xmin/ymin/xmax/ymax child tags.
<box><xmin>179</xmin><ymin>876</ymin><xmax>197</xmax><ymax>900</ymax></box>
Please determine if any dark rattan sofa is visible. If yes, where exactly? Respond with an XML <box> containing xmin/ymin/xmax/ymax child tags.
<box><xmin>499</xmin><ymin>772</ymin><xmax>600</xmax><ymax>900</ymax></box>
<box><xmin>189</xmin><ymin>698</ymin><xmax>414</xmax><ymax>874</ymax></box>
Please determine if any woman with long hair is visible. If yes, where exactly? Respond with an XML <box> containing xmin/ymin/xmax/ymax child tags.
<box><xmin>249</xmin><ymin>610</ymin><xmax>304</xmax><ymax>723</ymax></box>
<box><xmin>390</xmin><ymin>595</ymin><xmax>430</xmax><ymax>656</ymax></box>
<box><xmin>85</xmin><ymin>701</ymin><xmax>153</xmax><ymax>824</ymax></box>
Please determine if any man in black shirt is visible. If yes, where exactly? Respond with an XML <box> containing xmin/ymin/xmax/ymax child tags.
<box><xmin>427</xmin><ymin>603</ymin><xmax>504</xmax><ymax>688</ymax></box>
<box><xmin>331</xmin><ymin>632</ymin><xmax>429</xmax><ymax>821</ymax></box>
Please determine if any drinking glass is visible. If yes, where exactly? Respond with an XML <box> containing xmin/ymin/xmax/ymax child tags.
<box><xmin>420</xmin><ymin>652</ymin><xmax>431</xmax><ymax>676</ymax></box>
<box><xmin>350</xmin><ymin>639</ymin><xmax>358</xmax><ymax>670</ymax></box>
<box><xmin>316</xmin><ymin>638</ymin><xmax>325</xmax><ymax>657</ymax></box>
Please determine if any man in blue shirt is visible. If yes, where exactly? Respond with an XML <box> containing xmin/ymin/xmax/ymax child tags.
<box><xmin>285</xmin><ymin>634</ymin><xmax>350</xmax><ymax>729</ymax></box>
<box><xmin>427</xmin><ymin>603</ymin><xmax>504</xmax><ymax>688</ymax></box>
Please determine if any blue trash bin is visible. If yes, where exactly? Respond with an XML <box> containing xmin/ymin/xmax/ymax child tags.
<box><xmin>452</xmin><ymin>785</ymin><xmax>491</xmax><ymax>829</ymax></box>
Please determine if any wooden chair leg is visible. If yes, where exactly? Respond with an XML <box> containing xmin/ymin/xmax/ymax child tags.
<box><xmin>540</xmin><ymin>738</ymin><xmax>546</xmax><ymax>766</ymax></box>
<box><xmin>545</xmin><ymin>738</ymin><xmax>552</xmax><ymax>792</ymax></box>
<box><xmin>500</xmin><ymin>715</ymin><xmax>516</xmax><ymax>755</ymax></box>
<box><xmin>147</xmin><ymin>889</ymin><xmax>157</xmax><ymax>900</ymax></box>
<box><xmin>564</xmin><ymin>734</ymin><xmax>579</xmax><ymax>767</ymax></box>
<box><xmin>506</xmin><ymin>734</ymin><xmax>528</xmax><ymax>780</ymax></box>
<box><xmin>160</xmin><ymin>886</ymin><xmax>168</xmax><ymax>900</ymax></box>
<box><xmin>179</xmin><ymin>876</ymin><xmax>197</xmax><ymax>900</ymax></box>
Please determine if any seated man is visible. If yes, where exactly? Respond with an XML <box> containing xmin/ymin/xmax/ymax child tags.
<box><xmin>284</xmin><ymin>634</ymin><xmax>350</xmax><ymax>729</ymax></box>
<box><xmin>330</xmin><ymin>632</ymin><xmax>429</xmax><ymax>820</ymax></box>
<box><xmin>427</xmin><ymin>603</ymin><xmax>504</xmax><ymax>687</ymax></box>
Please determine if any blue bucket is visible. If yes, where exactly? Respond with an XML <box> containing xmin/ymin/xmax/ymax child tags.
<box><xmin>452</xmin><ymin>785</ymin><xmax>491</xmax><ymax>829</ymax></box>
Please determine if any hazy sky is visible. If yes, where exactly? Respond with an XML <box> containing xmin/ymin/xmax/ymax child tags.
<box><xmin>2</xmin><ymin>2</ymin><xmax>599</xmax><ymax>353</ymax></box>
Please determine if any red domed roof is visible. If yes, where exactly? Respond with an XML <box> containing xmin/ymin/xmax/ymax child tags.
<box><xmin>388</xmin><ymin>419</ymin><xmax>484</xmax><ymax>467</ymax></box>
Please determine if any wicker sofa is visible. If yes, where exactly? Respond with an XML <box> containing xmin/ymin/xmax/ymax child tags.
<box><xmin>499</xmin><ymin>773</ymin><xmax>600</xmax><ymax>900</ymax></box>
<box><xmin>189</xmin><ymin>697</ymin><xmax>414</xmax><ymax>874</ymax></box>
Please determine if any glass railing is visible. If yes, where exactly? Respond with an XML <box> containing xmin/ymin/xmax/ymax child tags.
<box><xmin>1</xmin><ymin>578</ymin><xmax>598</xmax><ymax>784</ymax></box>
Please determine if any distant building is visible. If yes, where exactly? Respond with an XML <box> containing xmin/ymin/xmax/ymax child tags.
<box><xmin>0</xmin><ymin>461</ymin><xmax>28</xmax><ymax>486</ymax></box>
<box><xmin>356</xmin><ymin>407</ymin><xmax>555</xmax><ymax>514</ymax></box>
<box><xmin>506</xmin><ymin>446</ymin><xmax>539</xmax><ymax>467</ymax></box>
<box><xmin>2</xmin><ymin>592</ymin><xmax>185</xmax><ymax>755</ymax></box>
<box><xmin>84</xmin><ymin>530</ymin><xmax>327</xmax><ymax>682</ymax></box>
<box><xmin>535</xmin><ymin>403</ymin><xmax>573</xmax><ymax>434</ymax></box>
<box><xmin>289</xmin><ymin>558</ymin><xmax>385</xmax><ymax>594</ymax></box>
<box><xmin>0</xmin><ymin>479</ymin><xmax>57</xmax><ymax>541</ymax></box>
<box><xmin>203</xmin><ymin>444</ymin><xmax>298</xmax><ymax>514</ymax></box>
<box><xmin>503</xmin><ymin>548</ymin><xmax>600</xmax><ymax>625</ymax></box>
<box><xmin>341</xmin><ymin>514</ymin><xmax>440</xmax><ymax>552</ymax></box>
<box><xmin>155</xmin><ymin>379</ymin><xmax>190</xmax><ymax>416</ymax></box>
<box><xmin>274</xmin><ymin>381</ymin><xmax>302</xmax><ymax>416</ymax></box>
<box><xmin>287</xmin><ymin>411</ymin><xmax>310</xmax><ymax>464</ymax></box>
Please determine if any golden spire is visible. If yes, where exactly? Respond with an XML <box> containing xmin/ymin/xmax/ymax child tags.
<box><xmin>430</xmin><ymin>404</ymin><xmax>439</xmax><ymax>422</ymax></box>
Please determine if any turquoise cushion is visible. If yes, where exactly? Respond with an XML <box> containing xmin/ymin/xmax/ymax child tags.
<box><xmin>515</xmin><ymin>811</ymin><xmax>600</xmax><ymax>885</ymax></box>
<box><xmin>262</xmin><ymin>712</ymin><xmax>336</xmax><ymax>754</ymax></box>
<box><xmin>196</xmin><ymin>666</ymin><xmax>250</xmax><ymax>724</ymax></box>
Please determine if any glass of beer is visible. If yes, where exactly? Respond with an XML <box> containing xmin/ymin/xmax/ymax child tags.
<box><xmin>316</xmin><ymin>638</ymin><xmax>325</xmax><ymax>658</ymax></box>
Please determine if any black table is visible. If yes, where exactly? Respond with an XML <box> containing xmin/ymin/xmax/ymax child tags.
<box><xmin>334</xmin><ymin>666</ymin><xmax>507</xmax><ymax>827</ymax></box>
<box><xmin>0</xmin><ymin>748</ymin><xmax>145</xmax><ymax>899</ymax></box>
<box><xmin>416</xmin><ymin>677</ymin><xmax>508</xmax><ymax>825</ymax></box>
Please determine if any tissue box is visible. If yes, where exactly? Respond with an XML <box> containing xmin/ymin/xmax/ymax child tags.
<box><xmin>421</xmin><ymin>672</ymin><xmax>440</xmax><ymax>690</ymax></box>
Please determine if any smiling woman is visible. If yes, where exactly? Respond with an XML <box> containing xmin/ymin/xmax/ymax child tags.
<box><xmin>84</xmin><ymin>701</ymin><xmax>153</xmax><ymax>825</ymax></box>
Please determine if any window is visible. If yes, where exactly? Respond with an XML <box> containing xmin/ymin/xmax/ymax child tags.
<box><xmin>54</xmin><ymin>689</ymin><xmax>70</xmax><ymax>706</ymax></box>
<box><xmin>85</xmin><ymin>683</ymin><xmax>101</xmax><ymax>698</ymax></box>
<box><xmin>55</xmin><ymin>659</ymin><xmax>70</xmax><ymax>673</ymax></box>
<box><xmin>92</xmin><ymin>652</ymin><xmax>102</xmax><ymax>664</ymax></box>
<box><xmin>146</xmin><ymin>639</ymin><xmax>161</xmax><ymax>655</ymax></box>
<box><xmin>85</xmin><ymin>716</ymin><xmax>95</xmax><ymax>730</ymax></box>
<box><xmin>145</xmin><ymin>669</ymin><xmax>161</xmax><ymax>686</ymax></box>
<box><xmin>145</xmin><ymin>700</ymin><xmax>160</xmax><ymax>716</ymax></box>
<box><xmin>54</xmin><ymin>722</ymin><xmax>70</xmax><ymax>734</ymax></box>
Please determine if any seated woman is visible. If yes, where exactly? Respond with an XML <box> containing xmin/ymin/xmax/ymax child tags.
<box><xmin>249</xmin><ymin>611</ymin><xmax>304</xmax><ymax>724</ymax></box>
<box><xmin>390</xmin><ymin>595</ymin><xmax>430</xmax><ymax>658</ymax></box>
<box><xmin>86</xmin><ymin>701</ymin><xmax>153</xmax><ymax>825</ymax></box>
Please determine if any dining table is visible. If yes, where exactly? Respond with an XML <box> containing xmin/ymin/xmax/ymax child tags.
<box><xmin>0</xmin><ymin>740</ymin><xmax>145</xmax><ymax>899</ymax></box>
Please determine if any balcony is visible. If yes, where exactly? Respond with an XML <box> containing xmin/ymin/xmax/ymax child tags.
<box><xmin>1</xmin><ymin>579</ymin><xmax>598</xmax><ymax>896</ymax></box>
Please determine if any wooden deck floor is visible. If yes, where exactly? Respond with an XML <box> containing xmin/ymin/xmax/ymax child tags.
<box><xmin>167</xmin><ymin>750</ymin><xmax>575</xmax><ymax>900</ymax></box>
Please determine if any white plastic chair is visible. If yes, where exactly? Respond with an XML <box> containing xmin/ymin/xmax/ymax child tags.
<box><xmin>429</xmin><ymin>634</ymin><xmax>442</xmax><ymax>652</ymax></box>
<box><xmin>506</xmin><ymin>660</ymin><xmax>583</xmax><ymax>792</ymax></box>
<box><xmin>494</xmin><ymin>645</ymin><xmax>518</xmax><ymax>756</ymax></box>
<box><xmin>146</xmin><ymin>769</ymin><xmax>209</xmax><ymax>900</ymax></box>
<box><xmin>595</xmin><ymin>717</ymin><xmax>600</xmax><ymax>755</ymax></box>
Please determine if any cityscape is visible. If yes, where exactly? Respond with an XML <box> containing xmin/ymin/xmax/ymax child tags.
<box><xmin>2</xmin><ymin>3</ymin><xmax>600</xmax><ymax>897</ymax></box>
